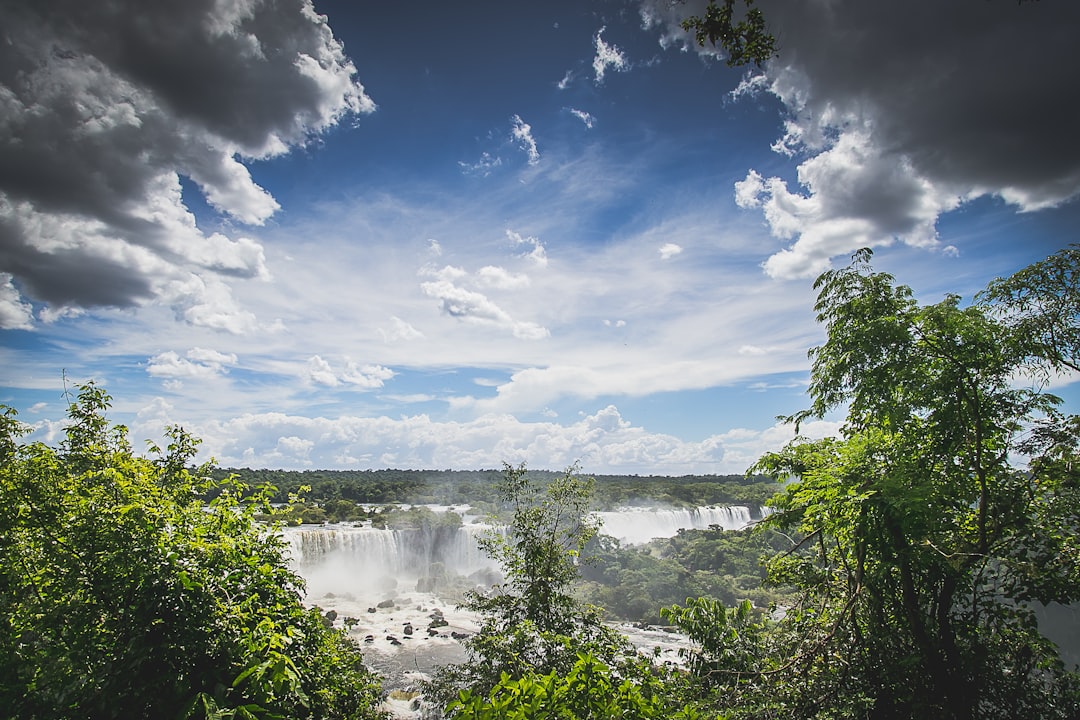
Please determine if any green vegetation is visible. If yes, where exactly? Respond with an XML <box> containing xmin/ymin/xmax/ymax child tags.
<box><xmin>3</xmin><ymin>247</ymin><xmax>1077</xmax><ymax>719</ymax></box>
<box><xmin>214</xmin><ymin>465</ymin><xmax>777</xmax><ymax>511</ymax></box>
<box><xmin>578</xmin><ymin>524</ymin><xmax>797</xmax><ymax>624</ymax></box>
<box><xmin>662</xmin><ymin>247</ymin><xmax>1080</xmax><ymax>719</ymax></box>
<box><xmin>681</xmin><ymin>0</ymin><xmax>776</xmax><ymax>67</ymax></box>
<box><xmin>0</xmin><ymin>384</ymin><xmax>384</xmax><ymax>719</ymax></box>
<box><xmin>425</xmin><ymin>464</ymin><xmax>679</xmax><ymax>715</ymax></box>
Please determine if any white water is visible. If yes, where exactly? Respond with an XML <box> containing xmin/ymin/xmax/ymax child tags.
<box><xmin>284</xmin><ymin>522</ymin><xmax>498</xmax><ymax>580</ymax></box>
<box><xmin>593</xmin><ymin>505</ymin><xmax>754</xmax><ymax>544</ymax></box>
<box><xmin>284</xmin><ymin>506</ymin><xmax>757</xmax><ymax>583</ymax></box>
<box><xmin>283</xmin><ymin>505</ymin><xmax>757</xmax><ymax>583</ymax></box>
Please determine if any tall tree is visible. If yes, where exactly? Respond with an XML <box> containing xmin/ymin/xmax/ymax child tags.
<box><xmin>426</xmin><ymin>464</ymin><xmax>653</xmax><ymax>714</ymax></box>
<box><xmin>668</xmin><ymin>248</ymin><xmax>1080</xmax><ymax>719</ymax></box>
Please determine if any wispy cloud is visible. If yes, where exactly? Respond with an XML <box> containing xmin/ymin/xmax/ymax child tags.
<box><xmin>420</xmin><ymin>264</ymin><xmax>549</xmax><ymax>340</ymax></box>
<box><xmin>507</xmin><ymin>229</ymin><xmax>548</xmax><ymax>267</ymax></box>
<box><xmin>459</xmin><ymin>151</ymin><xmax>503</xmax><ymax>177</ymax></box>
<box><xmin>659</xmin><ymin>243</ymin><xmax>683</xmax><ymax>259</ymax></box>
<box><xmin>593</xmin><ymin>26</ymin><xmax>630</xmax><ymax>83</ymax></box>
<box><xmin>569</xmin><ymin>108</ymin><xmax>596</xmax><ymax>129</ymax></box>
<box><xmin>511</xmin><ymin>115</ymin><xmax>540</xmax><ymax>165</ymax></box>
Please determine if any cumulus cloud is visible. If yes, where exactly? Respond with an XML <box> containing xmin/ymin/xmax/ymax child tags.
<box><xmin>164</xmin><ymin>273</ymin><xmax>261</xmax><ymax>334</ymax></box>
<box><xmin>147</xmin><ymin>347</ymin><xmax>238</xmax><ymax>380</ymax></box>
<box><xmin>0</xmin><ymin>0</ymin><xmax>373</xmax><ymax>324</ymax></box>
<box><xmin>593</xmin><ymin>27</ymin><xmax>629</xmax><ymax>83</ymax></box>
<box><xmin>179</xmin><ymin>403</ymin><xmax>833</xmax><ymax>474</ymax></box>
<box><xmin>477</xmin><ymin>266</ymin><xmax>530</xmax><ymax>290</ymax></box>
<box><xmin>308</xmin><ymin>355</ymin><xmax>394</xmax><ymax>388</ymax></box>
<box><xmin>641</xmin><ymin>0</ymin><xmax>1080</xmax><ymax>278</ymax></box>
<box><xmin>510</xmin><ymin>115</ymin><xmax>540</xmax><ymax>165</ymax></box>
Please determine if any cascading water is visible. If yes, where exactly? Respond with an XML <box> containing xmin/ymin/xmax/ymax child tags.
<box><xmin>283</xmin><ymin>522</ymin><xmax>500</xmax><ymax>582</ymax></box>
<box><xmin>283</xmin><ymin>505</ymin><xmax>759</xmax><ymax>585</ymax></box>
<box><xmin>593</xmin><ymin>506</ymin><xmax>754</xmax><ymax>545</ymax></box>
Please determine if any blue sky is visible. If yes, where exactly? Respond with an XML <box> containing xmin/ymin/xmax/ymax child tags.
<box><xmin>2</xmin><ymin>0</ymin><xmax>1078</xmax><ymax>474</ymax></box>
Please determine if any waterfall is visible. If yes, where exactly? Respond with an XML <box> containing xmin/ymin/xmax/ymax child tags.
<box><xmin>282</xmin><ymin>522</ymin><xmax>499</xmax><ymax>581</ymax></box>
<box><xmin>593</xmin><ymin>506</ymin><xmax>754</xmax><ymax>545</ymax></box>
<box><xmin>281</xmin><ymin>505</ymin><xmax>759</xmax><ymax>599</ymax></box>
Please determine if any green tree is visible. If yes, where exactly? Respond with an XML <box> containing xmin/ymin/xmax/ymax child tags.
<box><xmin>660</xmin><ymin>248</ymin><xmax>1080</xmax><ymax>719</ymax></box>
<box><xmin>427</xmin><ymin>464</ymin><xmax>658</xmax><ymax>714</ymax></box>
<box><xmin>681</xmin><ymin>0</ymin><xmax>776</xmax><ymax>67</ymax></box>
<box><xmin>0</xmin><ymin>383</ymin><xmax>384</xmax><ymax>719</ymax></box>
<box><xmin>733</xmin><ymin>248</ymin><xmax>1080</xmax><ymax>718</ymax></box>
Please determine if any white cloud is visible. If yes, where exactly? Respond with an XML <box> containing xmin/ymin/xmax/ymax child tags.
<box><xmin>510</xmin><ymin>115</ymin><xmax>540</xmax><ymax>165</ymax></box>
<box><xmin>737</xmin><ymin>130</ymin><xmax>961</xmax><ymax>279</ymax></box>
<box><xmin>569</xmin><ymin>108</ymin><xmax>596</xmax><ymax>129</ymax></box>
<box><xmin>458</xmin><ymin>151</ymin><xmax>503</xmax><ymax>177</ymax></box>
<box><xmin>640</xmin><ymin>1</ymin><xmax>1080</xmax><ymax>279</ymax></box>
<box><xmin>182</xmin><ymin>404</ymin><xmax>839</xmax><ymax>475</ymax></box>
<box><xmin>340</xmin><ymin>361</ymin><xmax>395</xmax><ymax>388</ymax></box>
<box><xmin>477</xmin><ymin>266</ymin><xmax>531</xmax><ymax>290</ymax></box>
<box><xmin>307</xmin><ymin>355</ymin><xmax>339</xmax><ymax>386</ymax></box>
<box><xmin>308</xmin><ymin>355</ymin><xmax>394</xmax><ymax>388</ymax></box>
<box><xmin>420</xmin><ymin>278</ymin><xmax>549</xmax><ymax>340</ymax></box>
<box><xmin>380</xmin><ymin>316</ymin><xmax>424</xmax><ymax>343</ymax></box>
<box><xmin>0</xmin><ymin>273</ymin><xmax>33</xmax><ymax>330</ymax></box>
<box><xmin>507</xmin><ymin>229</ymin><xmax>548</xmax><ymax>267</ymax></box>
<box><xmin>147</xmin><ymin>347</ymin><xmax>238</xmax><ymax>380</ymax></box>
<box><xmin>659</xmin><ymin>242</ymin><xmax>683</xmax><ymax>259</ymax></box>
<box><xmin>0</xmin><ymin>0</ymin><xmax>373</xmax><ymax>325</ymax></box>
<box><xmin>165</xmin><ymin>274</ymin><xmax>261</xmax><ymax>334</ymax></box>
<box><xmin>593</xmin><ymin>26</ymin><xmax>629</xmax><ymax>84</ymax></box>
<box><xmin>729</xmin><ymin>73</ymin><xmax>770</xmax><ymax>100</ymax></box>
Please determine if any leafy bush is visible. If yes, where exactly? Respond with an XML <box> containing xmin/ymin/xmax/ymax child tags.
<box><xmin>0</xmin><ymin>384</ymin><xmax>385</xmax><ymax>719</ymax></box>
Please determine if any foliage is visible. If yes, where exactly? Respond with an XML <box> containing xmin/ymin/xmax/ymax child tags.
<box><xmin>663</xmin><ymin>248</ymin><xmax>1080</xmax><ymax>719</ymax></box>
<box><xmin>576</xmin><ymin>523</ymin><xmax>794</xmax><ymax>623</ymax></box>
<box><xmin>681</xmin><ymin>0</ymin><xmax>776</xmax><ymax>67</ymax></box>
<box><xmin>446</xmin><ymin>652</ymin><xmax>699</xmax><ymax>720</ymax></box>
<box><xmin>0</xmin><ymin>384</ymin><xmax>384</xmax><ymax>719</ymax></box>
<box><xmin>981</xmin><ymin>242</ymin><xmax>1080</xmax><ymax>375</ymax></box>
<box><xmin>426</xmin><ymin>464</ymin><xmax>651</xmax><ymax>714</ymax></box>
<box><xmin>215</xmin><ymin>466</ymin><xmax>779</xmax><ymax>509</ymax></box>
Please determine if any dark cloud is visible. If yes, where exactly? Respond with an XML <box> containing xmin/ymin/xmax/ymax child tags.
<box><xmin>0</xmin><ymin>0</ymin><xmax>373</xmax><ymax>328</ymax></box>
<box><xmin>642</xmin><ymin>0</ymin><xmax>1080</xmax><ymax>277</ymax></box>
<box><xmin>763</xmin><ymin>1</ymin><xmax>1080</xmax><ymax>203</ymax></box>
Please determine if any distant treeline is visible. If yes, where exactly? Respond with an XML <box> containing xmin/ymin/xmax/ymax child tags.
<box><xmin>208</xmin><ymin>467</ymin><xmax>781</xmax><ymax>509</ymax></box>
